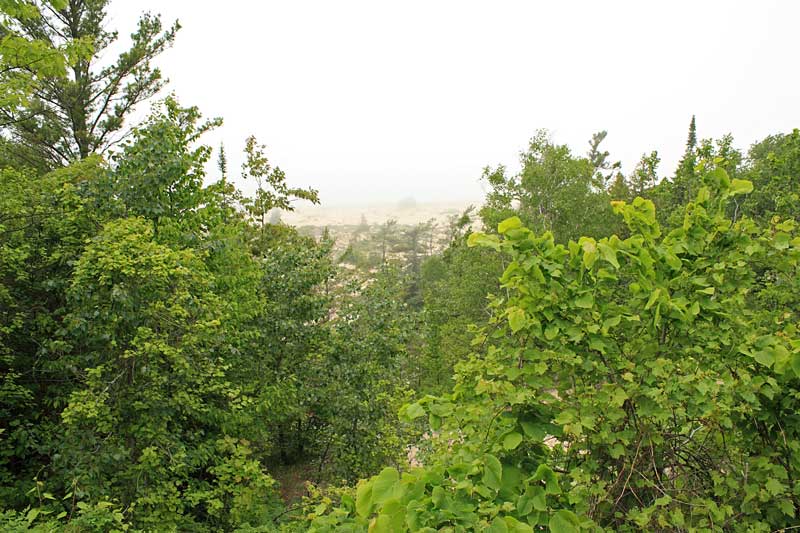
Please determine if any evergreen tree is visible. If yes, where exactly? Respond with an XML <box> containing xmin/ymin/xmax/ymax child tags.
<box><xmin>0</xmin><ymin>0</ymin><xmax>179</xmax><ymax>167</ymax></box>
<box><xmin>376</xmin><ymin>218</ymin><xmax>399</xmax><ymax>265</ymax></box>
<box><xmin>217</xmin><ymin>142</ymin><xmax>228</xmax><ymax>178</ymax></box>
<box><xmin>587</xmin><ymin>130</ymin><xmax>620</xmax><ymax>188</ymax></box>
<box><xmin>673</xmin><ymin>115</ymin><xmax>698</xmax><ymax>203</ymax></box>
<box><xmin>356</xmin><ymin>213</ymin><xmax>370</xmax><ymax>235</ymax></box>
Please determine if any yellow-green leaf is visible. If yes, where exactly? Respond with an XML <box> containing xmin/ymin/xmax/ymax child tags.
<box><xmin>508</xmin><ymin>307</ymin><xmax>526</xmax><ymax>333</ymax></box>
<box><xmin>729</xmin><ymin>179</ymin><xmax>753</xmax><ymax>195</ymax></box>
<box><xmin>598</xmin><ymin>242</ymin><xmax>619</xmax><ymax>268</ymax></box>
<box><xmin>356</xmin><ymin>479</ymin><xmax>373</xmax><ymax>517</ymax></box>
<box><xmin>371</xmin><ymin>467</ymin><xmax>399</xmax><ymax>504</ymax></box>
<box><xmin>575</xmin><ymin>293</ymin><xmax>593</xmax><ymax>309</ymax></box>
<box><xmin>467</xmin><ymin>232</ymin><xmax>500</xmax><ymax>250</ymax></box>
<box><xmin>498</xmin><ymin>216</ymin><xmax>523</xmax><ymax>234</ymax></box>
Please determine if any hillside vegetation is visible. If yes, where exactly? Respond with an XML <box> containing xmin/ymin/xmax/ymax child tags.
<box><xmin>1</xmin><ymin>2</ymin><xmax>799</xmax><ymax>532</ymax></box>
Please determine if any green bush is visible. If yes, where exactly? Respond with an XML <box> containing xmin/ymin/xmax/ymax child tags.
<box><xmin>304</xmin><ymin>165</ymin><xmax>800</xmax><ymax>532</ymax></box>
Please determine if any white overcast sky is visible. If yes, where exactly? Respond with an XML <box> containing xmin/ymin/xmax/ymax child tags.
<box><xmin>107</xmin><ymin>1</ymin><xmax>799</xmax><ymax>206</ymax></box>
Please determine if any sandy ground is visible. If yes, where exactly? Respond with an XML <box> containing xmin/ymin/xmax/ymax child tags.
<box><xmin>281</xmin><ymin>200</ymin><xmax>480</xmax><ymax>228</ymax></box>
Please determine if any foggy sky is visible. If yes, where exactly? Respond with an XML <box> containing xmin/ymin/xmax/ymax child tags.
<box><xmin>107</xmin><ymin>1</ymin><xmax>800</xmax><ymax>206</ymax></box>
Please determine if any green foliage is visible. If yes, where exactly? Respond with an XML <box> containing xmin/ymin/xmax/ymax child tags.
<box><xmin>113</xmin><ymin>96</ymin><xmax>222</xmax><ymax>241</ymax></box>
<box><xmin>0</xmin><ymin>1</ymin><xmax>73</xmax><ymax>115</ymax></box>
<box><xmin>0</xmin><ymin>157</ymin><xmax>108</xmax><ymax>508</ymax></box>
<box><xmin>315</xmin><ymin>266</ymin><xmax>418</xmax><ymax>481</ymax></box>
<box><xmin>0</xmin><ymin>499</ymin><xmax>131</xmax><ymax>532</ymax></box>
<box><xmin>649</xmin><ymin>118</ymin><xmax>745</xmax><ymax>230</ymax></box>
<box><xmin>739</xmin><ymin>129</ymin><xmax>800</xmax><ymax>223</ymax></box>
<box><xmin>1</xmin><ymin>0</ymin><xmax>179</xmax><ymax>166</ymax></box>
<box><xmin>4</xmin><ymin>6</ymin><xmax>800</xmax><ymax>530</ymax></box>
<box><xmin>587</xmin><ymin>130</ymin><xmax>618</xmax><ymax>188</ymax></box>
<box><xmin>480</xmin><ymin>130</ymin><xmax>623</xmax><ymax>243</ymax></box>
<box><xmin>242</xmin><ymin>135</ymin><xmax>319</xmax><ymax>230</ymax></box>
<box><xmin>1</xmin><ymin>85</ymin><xmax>407</xmax><ymax>530</ymax></box>
<box><xmin>418</xmin><ymin>217</ymin><xmax>504</xmax><ymax>393</ymax></box>
<box><xmin>59</xmin><ymin>217</ymin><xmax>278</xmax><ymax>529</ymax></box>
<box><xmin>628</xmin><ymin>151</ymin><xmax>660</xmax><ymax>196</ymax></box>
<box><xmin>306</xmin><ymin>165</ymin><xmax>800</xmax><ymax>532</ymax></box>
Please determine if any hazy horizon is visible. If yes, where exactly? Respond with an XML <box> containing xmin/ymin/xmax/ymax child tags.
<box><xmin>107</xmin><ymin>1</ymin><xmax>800</xmax><ymax>206</ymax></box>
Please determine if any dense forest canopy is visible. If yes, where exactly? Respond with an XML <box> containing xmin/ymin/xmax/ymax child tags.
<box><xmin>1</xmin><ymin>2</ymin><xmax>799</xmax><ymax>532</ymax></box>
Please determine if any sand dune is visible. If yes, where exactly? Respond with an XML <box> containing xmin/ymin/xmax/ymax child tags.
<box><xmin>281</xmin><ymin>200</ymin><xmax>480</xmax><ymax>228</ymax></box>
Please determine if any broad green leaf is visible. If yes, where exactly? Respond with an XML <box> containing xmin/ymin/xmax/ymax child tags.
<box><xmin>753</xmin><ymin>349</ymin><xmax>775</xmax><ymax>368</ymax></box>
<box><xmin>508</xmin><ymin>306</ymin><xmax>527</xmax><ymax>333</ymax></box>
<box><xmin>671</xmin><ymin>508</ymin><xmax>685</xmax><ymax>527</ymax></box>
<box><xmin>632</xmin><ymin>196</ymin><xmax>657</xmax><ymax>225</ymax></box>
<box><xmin>403</xmin><ymin>402</ymin><xmax>425</xmax><ymax>421</ymax></box>
<box><xmin>474</xmin><ymin>484</ymin><xmax>493</xmax><ymax>498</ymax></box>
<box><xmin>602</xmin><ymin>315</ymin><xmax>621</xmax><ymax>332</ymax></box>
<box><xmin>729</xmin><ymin>179</ymin><xmax>753</xmax><ymax>195</ymax></box>
<box><xmin>709</xmin><ymin>167</ymin><xmax>730</xmax><ymax>188</ymax></box>
<box><xmin>654</xmin><ymin>495</ymin><xmax>672</xmax><ymax>506</ymax></box>
<box><xmin>774</xmin><ymin>232</ymin><xmax>791</xmax><ymax>250</ymax></box>
<box><xmin>356</xmin><ymin>479</ymin><xmax>374</xmax><ymax>517</ymax></box>
<box><xmin>779</xmin><ymin>498</ymin><xmax>796</xmax><ymax>518</ymax></box>
<box><xmin>554</xmin><ymin>411</ymin><xmax>574</xmax><ymax>425</ymax></box>
<box><xmin>468</xmin><ymin>232</ymin><xmax>501</xmax><ymax>250</ymax></box>
<box><xmin>372</xmin><ymin>467</ymin><xmax>399</xmax><ymax>504</ymax></box>
<box><xmin>645</xmin><ymin>288</ymin><xmax>661</xmax><ymax>310</ymax></box>
<box><xmin>531</xmin><ymin>486</ymin><xmax>547</xmax><ymax>511</ymax></box>
<box><xmin>588</xmin><ymin>336</ymin><xmax>606</xmax><ymax>353</ymax></box>
<box><xmin>520</xmin><ymin>420</ymin><xmax>546</xmax><ymax>440</ymax></box>
<box><xmin>504</xmin><ymin>516</ymin><xmax>534</xmax><ymax>532</ymax></box>
<box><xmin>574</xmin><ymin>293</ymin><xmax>593</xmax><ymax>309</ymax></box>
<box><xmin>580</xmin><ymin>238</ymin><xmax>597</xmax><ymax>269</ymax></box>
<box><xmin>371</xmin><ymin>499</ymin><xmax>405</xmax><ymax>533</ymax></box>
<box><xmin>791</xmin><ymin>353</ymin><xmax>800</xmax><ymax>378</ymax></box>
<box><xmin>26</xmin><ymin>508</ymin><xmax>40</xmax><ymax>524</ymax></box>
<box><xmin>610</xmin><ymin>387</ymin><xmax>628</xmax><ymax>407</ymax></box>
<box><xmin>663</xmin><ymin>251</ymin><xmax>682</xmax><ymax>270</ymax></box>
<box><xmin>483</xmin><ymin>454</ymin><xmax>503</xmax><ymax>491</ymax></box>
<box><xmin>503</xmin><ymin>432</ymin><xmax>523</xmax><ymax>450</ymax></box>
<box><xmin>765</xmin><ymin>477</ymin><xmax>785</xmax><ymax>496</ymax></box>
<box><xmin>517</xmin><ymin>492</ymin><xmax>534</xmax><ymax>516</ymax></box>
<box><xmin>597</xmin><ymin>242</ymin><xmax>619</xmax><ymax>268</ymax></box>
<box><xmin>532</xmin><ymin>464</ymin><xmax>560</xmax><ymax>495</ymax></box>
<box><xmin>431</xmin><ymin>486</ymin><xmax>446</xmax><ymax>508</ymax></box>
<box><xmin>609</xmin><ymin>443</ymin><xmax>625</xmax><ymax>458</ymax></box>
<box><xmin>499</xmin><ymin>216</ymin><xmax>523</xmax><ymax>234</ymax></box>
<box><xmin>549</xmin><ymin>509</ymin><xmax>580</xmax><ymax>533</ymax></box>
<box><xmin>501</xmin><ymin>464</ymin><xmax>522</xmax><ymax>495</ymax></box>
<box><xmin>487</xmin><ymin>517</ymin><xmax>509</xmax><ymax>533</ymax></box>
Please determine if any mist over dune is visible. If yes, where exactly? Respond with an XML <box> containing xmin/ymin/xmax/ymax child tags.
<box><xmin>282</xmin><ymin>198</ymin><xmax>478</xmax><ymax>227</ymax></box>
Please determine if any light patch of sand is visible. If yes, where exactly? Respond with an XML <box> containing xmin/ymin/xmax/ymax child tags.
<box><xmin>282</xmin><ymin>200</ymin><xmax>479</xmax><ymax>228</ymax></box>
